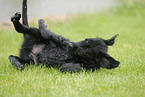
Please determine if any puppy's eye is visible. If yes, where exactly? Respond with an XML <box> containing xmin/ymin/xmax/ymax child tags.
<box><xmin>85</xmin><ymin>39</ymin><xmax>89</xmax><ymax>43</ymax></box>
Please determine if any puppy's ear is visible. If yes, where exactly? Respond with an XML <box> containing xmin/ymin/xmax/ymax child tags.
<box><xmin>96</xmin><ymin>51</ymin><xmax>120</xmax><ymax>69</ymax></box>
<box><xmin>103</xmin><ymin>34</ymin><xmax>118</xmax><ymax>46</ymax></box>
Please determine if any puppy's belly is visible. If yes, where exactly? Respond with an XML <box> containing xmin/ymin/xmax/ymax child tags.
<box><xmin>29</xmin><ymin>44</ymin><xmax>45</xmax><ymax>64</ymax></box>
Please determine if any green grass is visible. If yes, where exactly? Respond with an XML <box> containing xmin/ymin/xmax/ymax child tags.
<box><xmin>0</xmin><ymin>1</ymin><xmax>145</xmax><ymax>97</ymax></box>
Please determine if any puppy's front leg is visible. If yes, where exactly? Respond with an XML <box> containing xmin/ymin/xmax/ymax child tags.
<box><xmin>38</xmin><ymin>19</ymin><xmax>73</xmax><ymax>47</ymax></box>
<box><xmin>38</xmin><ymin>19</ymin><xmax>59</xmax><ymax>40</ymax></box>
<box><xmin>60</xmin><ymin>63</ymin><xmax>82</xmax><ymax>72</ymax></box>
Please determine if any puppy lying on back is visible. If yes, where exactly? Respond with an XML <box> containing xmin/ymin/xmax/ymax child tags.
<box><xmin>9</xmin><ymin>12</ymin><xmax>120</xmax><ymax>72</ymax></box>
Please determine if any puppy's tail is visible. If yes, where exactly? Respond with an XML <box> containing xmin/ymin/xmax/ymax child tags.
<box><xmin>22</xmin><ymin>0</ymin><xmax>28</xmax><ymax>26</ymax></box>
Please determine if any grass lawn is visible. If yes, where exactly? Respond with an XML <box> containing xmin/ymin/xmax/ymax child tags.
<box><xmin>0</xmin><ymin>1</ymin><xmax>145</xmax><ymax>97</ymax></box>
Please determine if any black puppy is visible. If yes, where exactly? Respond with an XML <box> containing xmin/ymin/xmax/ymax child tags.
<box><xmin>9</xmin><ymin>12</ymin><xmax>120</xmax><ymax>72</ymax></box>
<box><xmin>9</xmin><ymin>0</ymin><xmax>120</xmax><ymax>72</ymax></box>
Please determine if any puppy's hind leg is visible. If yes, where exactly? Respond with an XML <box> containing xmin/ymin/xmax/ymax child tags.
<box><xmin>11</xmin><ymin>12</ymin><xmax>42</xmax><ymax>38</ymax></box>
<box><xmin>8</xmin><ymin>55</ymin><xmax>25</xmax><ymax>70</ymax></box>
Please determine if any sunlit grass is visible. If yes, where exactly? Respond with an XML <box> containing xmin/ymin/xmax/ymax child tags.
<box><xmin>0</xmin><ymin>1</ymin><xmax>145</xmax><ymax>97</ymax></box>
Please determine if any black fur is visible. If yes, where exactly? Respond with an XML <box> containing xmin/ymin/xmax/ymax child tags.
<box><xmin>8</xmin><ymin>0</ymin><xmax>120</xmax><ymax>72</ymax></box>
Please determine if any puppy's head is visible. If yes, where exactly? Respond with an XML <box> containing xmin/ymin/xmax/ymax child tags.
<box><xmin>76</xmin><ymin>34</ymin><xmax>120</xmax><ymax>69</ymax></box>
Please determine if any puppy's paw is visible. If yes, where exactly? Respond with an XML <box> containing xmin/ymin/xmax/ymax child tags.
<box><xmin>60</xmin><ymin>63</ymin><xmax>82</xmax><ymax>72</ymax></box>
<box><xmin>15</xmin><ymin>63</ymin><xmax>25</xmax><ymax>70</ymax></box>
<box><xmin>8</xmin><ymin>55</ymin><xmax>25</xmax><ymax>70</ymax></box>
<box><xmin>11</xmin><ymin>12</ymin><xmax>21</xmax><ymax>22</ymax></box>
